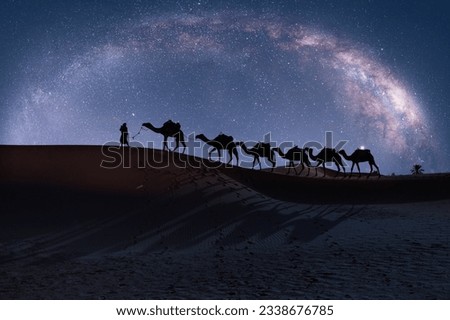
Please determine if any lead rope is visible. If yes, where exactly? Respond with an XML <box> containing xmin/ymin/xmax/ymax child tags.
<box><xmin>132</xmin><ymin>126</ymin><xmax>145</xmax><ymax>139</ymax></box>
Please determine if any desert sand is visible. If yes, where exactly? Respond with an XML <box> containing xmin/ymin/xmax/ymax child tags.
<box><xmin>0</xmin><ymin>145</ymin><xmax>449</xmax><ymax>299</ymax></box>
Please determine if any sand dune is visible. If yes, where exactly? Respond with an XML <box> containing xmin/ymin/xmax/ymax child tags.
<box><xmin>0</xmin><ymin>145</ymin><xmax>449</xmax><ymax>299</ymax></box>
<box><xmin>2</xmin><ymin>145</ymin><xmax>448</xmax><ymax>203</ymax></box>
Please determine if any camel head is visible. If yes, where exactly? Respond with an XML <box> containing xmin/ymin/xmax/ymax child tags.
<box><xmin>195</xmin><ymin>134</ymin><xmax>207</xmax><ymax>140</ymax></box>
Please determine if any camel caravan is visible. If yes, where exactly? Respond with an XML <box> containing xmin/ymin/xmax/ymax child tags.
<box><xmin>127</xmin><ymin>120</ymin><xmax>381</xmax><ymax>178</ymax></box>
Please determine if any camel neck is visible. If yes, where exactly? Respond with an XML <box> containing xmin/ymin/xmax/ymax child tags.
<box><xmin>198</xmin><ymin>135</ymin><xmax>210</xmax><ymax>143</ymax></box>
<box><xmin>340</xmin><ymin>150</ymin><xmax>351</xmax><ymax>160</ymax></box>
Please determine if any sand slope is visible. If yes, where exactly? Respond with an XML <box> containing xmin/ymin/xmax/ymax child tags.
<box><xmin>0</xmin><ymin>145</ymin><xmax>449</xmax><ymax>299</ymax></box>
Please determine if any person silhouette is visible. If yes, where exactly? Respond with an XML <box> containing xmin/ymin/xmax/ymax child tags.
<box><xmin>120</xmin><ymin>123</ymin><xmax>130</xmax><ymax>147</ymax></box>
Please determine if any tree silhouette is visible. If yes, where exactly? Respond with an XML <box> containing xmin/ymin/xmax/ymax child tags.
<box><xmin>411</xmin><ymin>164</ymin><xmax>424</xmax><ymax>175</ymax></box>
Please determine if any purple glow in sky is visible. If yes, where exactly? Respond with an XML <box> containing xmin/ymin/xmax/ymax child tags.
<box><xmin>2</xmin><ymin>4</ymin><xmax>448</xmax><ymax>174</ymax></box>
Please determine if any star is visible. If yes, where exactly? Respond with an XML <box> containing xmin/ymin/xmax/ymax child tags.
<box><xmin>1</xmin><ymin>4</ymin><xmax>448</xmax><ymax>174</ymax></box>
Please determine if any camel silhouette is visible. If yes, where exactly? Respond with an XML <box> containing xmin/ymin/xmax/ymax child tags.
<box><xmin>237</xmin><ymin>142</ymin><xmax>276</xmax><ymax>171</ymax></box>
<box><xmin>141</xmin><ymin>120</ymin><xmax>186</xmax><ymax>153</ymax></box>
<box><xmin>274</xmin><ymin>146</ymin><xmax>312</xmax><ymax>175</ymax></box>
<box><xmin>308</xmin><ymin>147</ymin><xmax>346</xmax><ymax>177</ymax></box>
<box><xmin>195</xmin><ymin>133</ymin><xmax>239</xmax><ymax>166</ymax></box>
<box><xmin>339</xmin><ymin>149</ymin><xmax>380</xmax><ymax>177</ymax></box>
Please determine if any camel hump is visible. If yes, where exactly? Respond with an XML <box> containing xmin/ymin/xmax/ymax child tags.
<box><xmin>215</xmin><ymin>133</ymin><xmax>234</xmax><ymax>145</ymax></box>
<box><xmin>257</xmin><ymin>142</ymin><xmax>272</xmax><ymax>151</ymax></box>
<box><xmin>163</xmin><ymin>120</ymin><xmax>181</xmax><ymax>134</ymax></box>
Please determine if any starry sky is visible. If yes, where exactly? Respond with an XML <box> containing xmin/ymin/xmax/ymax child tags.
<box><xmin>1</xmin><ymin>0</ymin><xmax>449</xmax><ymax>174</ymax></box>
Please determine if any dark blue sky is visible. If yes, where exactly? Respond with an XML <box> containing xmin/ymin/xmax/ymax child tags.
<box><xmin>1</xmin><ymin>0</ymin><xmax>449</xmax><ymax>174</ymax></box>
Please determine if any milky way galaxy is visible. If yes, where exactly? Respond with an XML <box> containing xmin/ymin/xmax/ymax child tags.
<box><xmin>2</xmin><ymin>2</ymin><xmax>449</xmax><ymax>174</ymax></box>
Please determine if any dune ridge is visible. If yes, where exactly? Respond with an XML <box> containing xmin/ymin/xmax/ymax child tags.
<box><xmin>1</xmin><ymin>145</ymin><xmax>449</xmax><ymax>203</ymax></box>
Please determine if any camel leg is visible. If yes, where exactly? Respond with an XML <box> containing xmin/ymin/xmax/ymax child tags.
<box><xmin>217</xmin><ymin>149</ymin><xmax>222</xmax><ymax>162</ymax></box>
<box><xmin>335</xmin><ymin>159</ymin><xmax>345</xmax><ymax>177</ymax></box>
<box><xmin>254</xmin><ymin>157</ymin><xmax>261</xmax><ymax>170</ymax></box>
<box><xmin>373</xmin><ymin>162</ymin><xmax>381</xmax><ymax>176</ymax></box>
<box><xmin>356</xmin><ymin>163</ymin><xmax>361</xmax><ymax>178</ymax></box>
<box><xmin>287</xmin><ymin>161</ymin><xmax>295</xmax><ymax>175</ymax></box>
<box><xmin>227</xmin><ymin>149</ymin><xmax>233</xmax><ymax>165</ymax></box>
<box><xmin>323</xmin><ymin>162</ymin><xmax>326</xmax><ymax>177</ymax></box>
<box><xmin>173</xmin><ymin>137</ymin><xmax>180</xmax><ymax>152</ymax></box>
<box><xmin>177</xmin><ymin>131</ymin><xmax>186</xmax><ymax>154</ymax></box>
<box><xmin>163</xmin><ymin>136</ymin><xmax>169</xmax><ymax>152</ymax></box>
<box><xmin>334</xmin><ymin>161</ymin><xmax>340</xmax><ymax>177</ymax></box>
<box><xmin>350</xmin><ymin>163</ymin><xmax>355</xmax><ymax>177</ymax></box>
<box><xmin>208</xmin><ymin>148</ymin><xmax>215</xmax><ymax>160</ymax></box>
<box><xmin>297</xmin><ymin>162</ymin><xmax>303</xmax><ymax>176</ymax></box>
<box><xmin>268</xmin><ymin>152</ymin><xmax>275</xmax><ymax>172</ymax></box>
<box><xmin>252</xmin><ymin>157</ymin><xmax>257</xmax><ymax>169</ymax></box>
<box><xmin>232</xmin><ymin>148</ymin><xmax>239</xmax><ymax>167</ymax></box>
<box><xmin>315</xmin><ymin>161</ymin><xmax>322</xmax><ymax>176</ymax></box>
<box><xmin>293</xmin><ymin>162</ymin><xmax>299</xmax><ymax>175</ymax></box>
<box><xmin>367</xmin><ymin>163</ymin><xmax>373</xmax><ymax>178</ymax></box>
<box><xmin>270</xmin><ymin>159</ymin><xmax>275</xmax><ymax>172</ymax></box>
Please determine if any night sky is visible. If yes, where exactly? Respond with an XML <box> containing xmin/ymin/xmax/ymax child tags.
<box><xmin>1</xmin><ymin>0</ymin><xmax>449</xmax><ymax>174</ymax></box>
